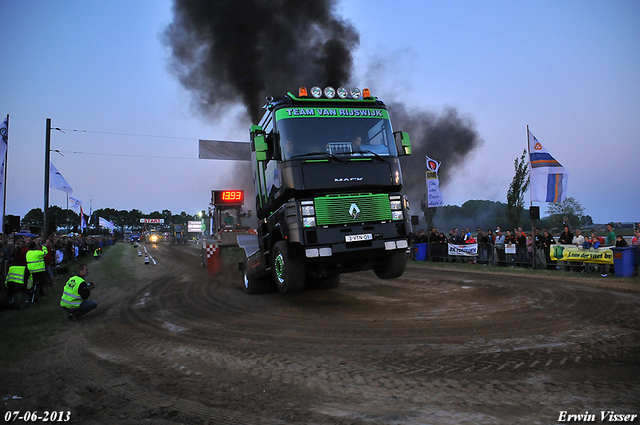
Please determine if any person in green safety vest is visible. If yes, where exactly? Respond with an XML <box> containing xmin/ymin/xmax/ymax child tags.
<box><xmin>4</xmin><ymin>265</ymin><xmax>34</xmax><ymax>305</ymax></box>
<box><xmin>60</xmin><ymin>263</ymin><xmax>97</xmax><ymax>321</ymax></box>
<box><xmin>93</xmin><ymin>247</ymin><xmax>102</xmax><ymax>260</ymax></box>
<box><xmin>25</xmin><ymin>240</ymin><xmax>48</xmax><ymax>299</ymax></box>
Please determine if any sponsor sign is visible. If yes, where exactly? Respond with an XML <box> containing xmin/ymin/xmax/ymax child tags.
<box><xmin>448</xmin><ymin>243</ymin><xmax>478</xmax><ymax>257</ymax></box>
<box><xmin>550</xmin><ymin>244</ymin><xmax>613</xmax><ymax>264</ymax></box>
<box><xmin>140</xmin><ymin>218</ymin><xmax>164</xmax><ymax>224</ymax></box>
<box><xmin>425</xmin><ymin>156</ymin><xmax>443</xmax><ymax>207</ymax></box>
<box><xmin>188</xmin><ymin>221</ymin><xmax>205</xmax><ymax>232</ymax></box>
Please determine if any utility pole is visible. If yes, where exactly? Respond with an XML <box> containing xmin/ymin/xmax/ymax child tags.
<box><xmin>44</xmin><ymin>118</ymin><xmax>51</xmax><ymax>238</ymax></box>
<box><xmin>2</xmin><ymin>114</ymin><xmax>9</xmax><ymax>234</ymax></box>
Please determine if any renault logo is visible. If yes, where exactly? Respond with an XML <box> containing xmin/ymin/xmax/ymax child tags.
<box><xmin>349</xmin><ymin>203</ymin><xmax>361</xmax><ymax>220</ymax></box>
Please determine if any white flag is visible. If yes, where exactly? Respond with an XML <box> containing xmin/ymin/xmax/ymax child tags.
<box><xmin>99</xmin><ymin>217</ymin><xmax>115</xmax><ymax>229</ymax></box>
<box><xmin>425</xmin><ymin>156</ymin><xmax>444</xmax><ymax>207</ymax></box>
<box><xmin>49</xmin><ymin>162</ymin><xmax>73</xmax><ymax>194</ymax></box>
<box><xmin>528</xmin><ymin>129</ymin><xmax>569</xmax><ymax>203</ymax></box>
<box><xmin>69</xmin><ymin>196</ymin><xmax>82</xmax><ymax>210</ymax></box>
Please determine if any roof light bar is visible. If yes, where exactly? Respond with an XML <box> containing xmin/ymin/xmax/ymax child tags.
<box><xmin>297</xmin><ymin>86</ymin><xmax>371</xmax><ymax>100</ymax></box>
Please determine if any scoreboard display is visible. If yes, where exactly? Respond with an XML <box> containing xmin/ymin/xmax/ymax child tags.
<box><xmin>212</xmin><ymin>190</ymin><xmax>244</xmax><ymax>205</ymax></box>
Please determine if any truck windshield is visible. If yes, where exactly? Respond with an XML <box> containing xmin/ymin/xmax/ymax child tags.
<box><xmin>276</xmin><ymin>112</ymin><xmax>397</xmax><ymax>161</ymax></box>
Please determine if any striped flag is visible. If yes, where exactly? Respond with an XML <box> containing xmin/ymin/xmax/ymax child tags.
<box><xmin>69</xmin><ymin>196</ymin><xmax>82</xmax><ymax>210</ymax></box>
<box><xmin>80</xmin><ymin>205</ymin><xmax>86</xmax><ymax>231</ymax></box>
<box><xmin>528</xmin><ymin>129</ymin><xmax>569</xmax><ymax>203</ymax></box>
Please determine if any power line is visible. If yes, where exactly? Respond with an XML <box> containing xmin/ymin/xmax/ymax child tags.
<box><xmin>58</xmin><ymin>128</ymin><xmax>199</xmax><ymax>141</ymax></box>
<box><xmin>54</xmin><ymin>150</ymin><xmax>198</xmax><ymax>160</ymax></box>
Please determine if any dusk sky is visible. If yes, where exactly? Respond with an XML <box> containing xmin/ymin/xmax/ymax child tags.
<box><xmin>1</xmin><ymin>0</ymin><xmax>638</xmax><ymax>225</ymax></box>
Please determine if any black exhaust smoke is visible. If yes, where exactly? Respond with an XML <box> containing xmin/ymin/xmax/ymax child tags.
<box><xmin>165</xmin><ymin>0</ymin><xmax>481</xmax><ymax>210</ymax></box>
<box><xmin>164</xmin><ymin>0</ymin><xmax>359</xmax><ymax>123</ymax></box>
<box><xmin>389</xmin><ymin>103</ymin><xmax>482</xmax><ymax>206</ymax></box>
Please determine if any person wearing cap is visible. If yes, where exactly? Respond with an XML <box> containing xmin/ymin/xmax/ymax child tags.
<box><xmin>60</xmin><ymin>263</ymin><xmax>97</xmax><ymax>321</ymax></box>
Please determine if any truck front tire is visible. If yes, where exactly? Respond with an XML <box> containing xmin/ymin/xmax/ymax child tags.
<box><xmin>243</xmin><ymin>264</ymin><xmax>270</xmax><ymax>294</ymax></box>
<box><xmin>373</xmin><ymin>251</ymin><xmax>406</xmax><ymax>279</ymax></box>
<box><xmin>272</xmin><ymin>241</ymin><xmax>305</xmax><ymax>293</ymax></box>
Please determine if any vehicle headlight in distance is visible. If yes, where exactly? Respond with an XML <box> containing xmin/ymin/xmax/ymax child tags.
<box><xmin>390</xmin><ymin>200</ymin><xmax>402</xmax><ymax>210</ymax></box>
<box><xmin>301</xmin><ymin>205</ymin><xmax>315</xmax><ymax>216</ymax></box>
<box><xmin>392</xmin><ymin>210</ymin><xmax>403</xmax><ymax>221</ymax></box>
<box><xmin>303</xmin><ymin>217</ymin><xmax>316</xmax><ymax>227</ymax></box>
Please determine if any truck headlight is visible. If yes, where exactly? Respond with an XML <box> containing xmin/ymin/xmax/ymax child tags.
<box><xmin>303</xmin><ymin>217</ymin><xmax>316</xmax><ymax>227</ymax></box>
<box><xmin>390</xmin><ymin>200</ymin><xmax>402</xmax><ymax>210</ymax></box>
<box><xmin>302</xmin><ymin>205</ymin><xmax>315</xmax><ymax>216</ymax></box>
<box><xmin>392</xmin><ymin>210</ymin><xmax>403</xmax><ymax>221</ymax></box>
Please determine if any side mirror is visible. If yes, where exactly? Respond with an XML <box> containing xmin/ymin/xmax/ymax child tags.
<box><xmin>268</xmin><ymin>133</ymin><xmax>281</xmax><ymax>161</ymax></box>
<box><xmin>394</xmin><ymin>131</ymin><xmax>411</xmax><ymax>156</ymax></box>
<box><xmin>251</xmin><ymin>125</ymin><xmax>269</xmax><ymax>162</ymax></box>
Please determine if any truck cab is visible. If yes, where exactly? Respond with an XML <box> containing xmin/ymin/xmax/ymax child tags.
<box><xmin>243</xmin><ymin>86</ymin><xmax>412</xmax><ymax>293</ymax></box>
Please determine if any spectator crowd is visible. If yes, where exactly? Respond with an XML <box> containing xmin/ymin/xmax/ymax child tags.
<box><xmin>1</xmin><ymin>233</ymin><xmax>114</xmax><ymax>307</ymax></box>
<box><xmin>411</xmin><ymin>223</ymin><xmax>640</xmax><ymax>276</ymax></box>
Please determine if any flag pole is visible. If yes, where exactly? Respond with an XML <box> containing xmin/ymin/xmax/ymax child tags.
<box><xmin>527</xmin><ymin>124</ymin><xmax>539</xmax><ymax>269</ymax></box>
<box><xmin>44</xmin><ymin>118</ymin><xmax>52</xmax><ymax>238</ymax></box>
<box><xmin>2</xmin><ymin>114</ymin><xmax>9</xmax><ymax>234</ymax></box>
<box><xmin>66</xmin><ymin>193</ymin><xmax>69</xmax><ymax>232</ymax></box>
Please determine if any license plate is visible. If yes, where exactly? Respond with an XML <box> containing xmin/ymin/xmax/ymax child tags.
<box><xmin>345</xmin><ymin>233</ymin><xmax>373</xmax><ymax>242</ymax></box>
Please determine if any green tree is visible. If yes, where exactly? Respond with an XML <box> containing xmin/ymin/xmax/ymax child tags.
<box><xmin>581</xmin><ymin>214</ymin><xmax>593</xmax><ymax>227</ymax></box>
<box><xmin>545</xmin><ymin>197</ymin><xmax>585</xmax><ymax>229</ymax></box>
<box><xmin>21</xmin><ymin>208</ymin><xmax>44</xmax><ymax>228</ymax></box>
<box><xmin>48</xmin><ymin>206</ymin><xmax>79</xmax><ymax>231</ymax></box>
<box><xmin>506</xmin><ymin>150</ymin><xmax>530</xmax><ymax>232</ymax></box>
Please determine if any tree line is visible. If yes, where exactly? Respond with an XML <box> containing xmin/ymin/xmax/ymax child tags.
<box><xmin>20</xmin><ymin>207</ymin><xmax>199</xmax><ymax>233</ymax></box>
<box><xmin>420</xmin><ymin>197</ymin><xmax>593</xmax><ymax>235</ymax></box>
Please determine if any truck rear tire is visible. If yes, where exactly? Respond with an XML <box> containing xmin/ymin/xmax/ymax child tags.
<box><xmin>373</xmin><ymin>251</ymin><xmax>406</xmax><ymax>279</ymax></box>
<box><xmin>272</xmin><ymin>241</ymin><xmax>305</xmax><ymax>293</ymax></box>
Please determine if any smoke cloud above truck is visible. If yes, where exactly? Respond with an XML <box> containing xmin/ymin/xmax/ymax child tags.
<box><xmin>388</xmin><ymin>103</ymin><xmax>482</xmax><ymax>204</ymax></box>
<box><xmin>164</xmin><ymin>0</ymin><xmax>359</xmax><ymax>123</ymax></box>
<box><xmin>165</xmin><ymin>0</ymin><xmax>481</xmax><ymax>208</ymax></box>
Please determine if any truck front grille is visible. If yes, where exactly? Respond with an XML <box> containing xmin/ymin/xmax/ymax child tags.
<box><xmin>314</xmin><ymin>194</ymin><xmax>392</xmax><ymax>226</ymax></box>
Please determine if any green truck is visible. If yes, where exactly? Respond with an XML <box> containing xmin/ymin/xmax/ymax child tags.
<box><xmin>240</xmin><ymin>86</ymin><xmax>412</xmax><ymax>294</ymax></box>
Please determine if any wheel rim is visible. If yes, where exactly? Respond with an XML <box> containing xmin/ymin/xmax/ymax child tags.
<box><xmin>274</xmin><ymin>252</ymin><xmax>285</xmax><ymax>284</ymax></box>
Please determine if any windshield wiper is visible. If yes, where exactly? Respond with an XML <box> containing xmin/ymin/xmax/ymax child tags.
<box><xmin>290</xmin><ymin>152</ymin><xmax>344</xmax><ymax>162</ymax></box>
<box><xmin>353</xmin><ymin>150</ymin><xmax>386</xmax><ymax>162</ymax></box>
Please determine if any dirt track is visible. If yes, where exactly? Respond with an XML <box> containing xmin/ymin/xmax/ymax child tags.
<box><xmin>3</xmin><ymin>243</ymin><xmax>639</xmax><ymax>424</ymax></box>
